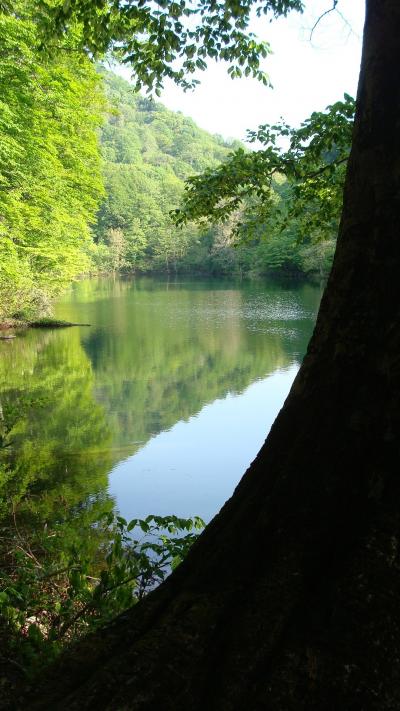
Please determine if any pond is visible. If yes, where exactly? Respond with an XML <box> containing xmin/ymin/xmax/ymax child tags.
<box><xmin>0</xmin><ymin>276</ymin><xmax>321</xmax><ymax>530</ymax></box>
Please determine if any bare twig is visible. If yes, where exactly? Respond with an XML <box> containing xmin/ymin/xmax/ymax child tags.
<box><xmin>336</xmin><ymin>7</ymin><xmax>360</xmax><ymax>40</ymax></box>
<box><xmin>306</xmin><ymin>155</ymin><xmax>348</xmax><ymax>180</ymax></box>
<box><xmin>309</xmin><ymin>1</ymin><xmax>359</xmax><ymax>43</ymax></box>
<box><xmin>310</xmin><ymin>1</ymin><xmax>338</xmax><ymax>40</ymax></box>
<box><xmin>12</xmin><ymin>507</ymin><xmax>43</xmax><ymax>570</ymax></box>
<box><xmin>37</xmin><ymin>565</ymin><xmax>77</xmax><ymax>582</ymax></box>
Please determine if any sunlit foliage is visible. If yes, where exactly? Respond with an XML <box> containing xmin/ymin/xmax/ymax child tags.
<box><xmin>0</xmin><ymin>11</ymin><xmax>105</xmax><ymax>320</ymax></box>
<box><xmin>36</xmin><ymin>0</ymin><xmax>303</xmax><ymax>92</ymax></box>
<box><xmin>175</xmin><ymin>95</ymin><xmax>355</xmax><ymax>241</ymax></box>
<box><xmin>93</xmin><ymin>69</ymin><xmax>238</xmax><ymax>272</ymax></box>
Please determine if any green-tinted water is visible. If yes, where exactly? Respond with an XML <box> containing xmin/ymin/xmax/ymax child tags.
<box><xmin>0</xmin><ymin>276</ymin><xmax>321</xmax><ymax>529</ymax></box>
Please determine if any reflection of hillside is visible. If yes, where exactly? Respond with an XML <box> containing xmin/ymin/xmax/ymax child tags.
<box><xmin>75</xmin><ymin>277</ymin><xmax>319</xmax><ymax>457</ymax></box>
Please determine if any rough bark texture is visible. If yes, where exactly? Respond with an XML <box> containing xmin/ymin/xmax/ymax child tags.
<box><xmin>23</xmin><ymin>1</ymin><xmax>400</xmax><ymax>708</ymax></box>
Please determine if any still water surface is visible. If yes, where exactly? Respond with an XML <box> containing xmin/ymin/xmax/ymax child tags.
<box><xmin>2</xmin><ymin>276</ymin><xmax>321</xmax><ymax>526</ymax></box>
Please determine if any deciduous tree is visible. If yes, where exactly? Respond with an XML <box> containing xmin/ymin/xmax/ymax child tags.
<box><xmin>23</xmin><ymin>1</ymin><xmax>400</xmax><ymax>708</ymax></box>
<box><xmin>0</xmin><ymin>9</ymin><xmax>105</xmax><ymax>320</ymax></box>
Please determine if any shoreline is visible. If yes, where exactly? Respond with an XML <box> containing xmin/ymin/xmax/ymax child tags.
<box><xmin>0</xmin><ymin>318</ymin><xmax>90</xmax><ymax>333</ymax></box>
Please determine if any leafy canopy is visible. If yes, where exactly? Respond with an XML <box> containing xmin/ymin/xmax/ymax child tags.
<box><xmin>174</xmin><ymin>94</ymin><xmax>355</xmax><ymax>241</ymax></box>
<box><xmin>0</xmin><ymin>10</ymin><xmax>105</xmax><ymax>319</ymax></box>
<box><xmin>37</xmin><ymin>0</ymin><xmax>303</xmax><ymax>92</ymax></box>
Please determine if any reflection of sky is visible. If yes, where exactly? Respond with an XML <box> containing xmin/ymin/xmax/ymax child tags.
<box><xmin>108</xmin><ymin>364</ymin><xmax>298</xmax><ymax>523</ymax></box>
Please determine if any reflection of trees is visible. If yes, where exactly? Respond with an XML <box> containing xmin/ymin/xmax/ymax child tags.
<box><xmin>0</xmin><ymin>277</ymin><xmax>319</xmax><ymax>548</ymax></box>
<box><xmin>0</xmin><ymin>276</ymin><xmax>320</xmax><ymax>599</ymax></box>
<box><xmin>78</xmin><ymin>277</ymin><xmax>320</xmax><ymax>452</ymax></box>
<box><xmin>0</xmin><ymin>328</ymin><xmax>114</xmax><ymax>540</ymax></box>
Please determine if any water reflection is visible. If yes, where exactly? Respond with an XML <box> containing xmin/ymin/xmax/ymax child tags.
<box><xmin>0</xmin><ymin>276</ymin><xmax>320</xmax><ymax>534</ymax></box>
<box><xmin>0</xmin><ymin>326</ymin><xmax>114</xmax><ymax>561</ymax></box>
<box><xmin>110</xmin><ymin>366</ymin><xmax>298</xmax><ymax>523</ymax></box>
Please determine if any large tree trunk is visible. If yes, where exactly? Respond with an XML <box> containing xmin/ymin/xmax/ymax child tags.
<box><xmin>28</xmin><ymin>1</ymin><xmax>400</xmax><ymax>708</ymax></box>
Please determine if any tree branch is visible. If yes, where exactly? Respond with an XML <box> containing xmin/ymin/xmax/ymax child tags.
<box><xmin>310</xmin><ymin>0</ymin><xmax>338</xmax><ymax>40</ymax></box>
<box><xmin>306</xmin><ymin>155</ymin><xmax>348</xmax><ymax>180</ymax></box>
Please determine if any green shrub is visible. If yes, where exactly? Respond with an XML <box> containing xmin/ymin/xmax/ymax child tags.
<box><xmin>0</xmin><ymin>512</ymin><xmax>204</xmax><ymax>675</ymax></box>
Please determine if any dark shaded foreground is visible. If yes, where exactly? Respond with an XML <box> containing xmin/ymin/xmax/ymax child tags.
<box><xmin>17</xmin><ymin>2</ymin><xmax>400</xmax><ymax>708</ymax></box>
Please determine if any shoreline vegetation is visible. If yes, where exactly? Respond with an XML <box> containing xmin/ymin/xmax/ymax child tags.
<box><xmin>0</xmin><ymin>267</ymin><xmax>319</xmax><ymax>333</ymax></box>
<box><xmin>0</xmin><ymin>318</ymin><xmax>91</xmax><ymax>332</ymax></box>
<box><xmin>0</xmin><ymin>512</ymin><xmax>204</xmax><ymax>697</ymax></box>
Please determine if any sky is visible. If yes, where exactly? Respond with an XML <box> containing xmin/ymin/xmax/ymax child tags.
<box><xmin>153</xmin><ymin>0</ymin><xmax>366</xmax><ymax>142</ymax></box>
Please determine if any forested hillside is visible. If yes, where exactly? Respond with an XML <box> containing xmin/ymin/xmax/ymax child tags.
<box><xmin>92</xmin><ymin>69</ymin><xmax>240</xmax><ymax>272</ymax></box>
<box><xmin>93</xmin><ymin>69</ymin><xmax>338</xmax><ymax>279</ymax></box>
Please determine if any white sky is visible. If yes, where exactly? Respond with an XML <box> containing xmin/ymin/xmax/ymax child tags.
<box><xmin>162</xmin><ymin>0</ymin><xmax>365</xmax><ymax>141</ymax></box>
<box><xmin>117</xmin><ymin>0</ymin><xmax>365</xmax><ymax>142</ymax></box>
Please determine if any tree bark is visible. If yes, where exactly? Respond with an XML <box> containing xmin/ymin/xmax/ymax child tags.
<box><xmin>27</xmin><ymin>1</ymin><xmax>400</xmax><ymax>708</ymax></box>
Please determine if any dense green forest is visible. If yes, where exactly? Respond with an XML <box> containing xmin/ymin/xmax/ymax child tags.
<box><xmin>0</xmin><ymin>6</ymin><xmax>345</xmax><ymax>323</ymax></box>
<box><xmin>0</xmin><ymin>11</ymin><xmax>104</xmax><ymax>322</ymax></box>
<box><xmin>92</xmin><ymin>69</ymin><xmax>240</xmax><ymax>274</ymax></box>
<box><xmin>94</xmin><ymin>69</ymin><xmax>341</xmax><ymax>279</ymax></box>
